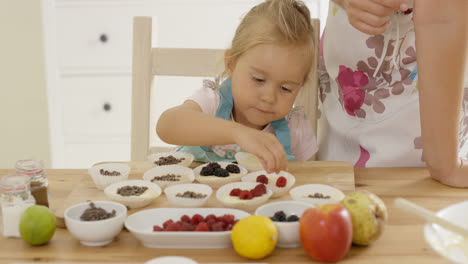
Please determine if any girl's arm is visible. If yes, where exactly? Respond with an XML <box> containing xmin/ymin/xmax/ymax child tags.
<box><xmin>414</xmin><ymin>0</ymin><xmax>468</xmax><ymax>187</ymax></box>
<box><xmin>156</xmin><ymin>100</ymin><xmax>288</xmax><ymax>173</ymax></box>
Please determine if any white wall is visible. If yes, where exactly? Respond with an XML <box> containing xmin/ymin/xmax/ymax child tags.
<box><xmin>0</xmin><ymin>0</ymin><xmax>51</xmax><ymax>168</ymax></box>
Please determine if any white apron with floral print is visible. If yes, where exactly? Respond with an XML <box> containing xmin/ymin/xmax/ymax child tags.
<box><xmin>318</xmin><ymin>1</ymin><xmax>468</xmax><ymax>167</ymax></box>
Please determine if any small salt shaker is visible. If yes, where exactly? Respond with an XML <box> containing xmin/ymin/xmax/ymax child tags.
<box><xmin>0</xmin><ymin>174</ymin><xmax>36</xmax><ymax>238</ymax></box>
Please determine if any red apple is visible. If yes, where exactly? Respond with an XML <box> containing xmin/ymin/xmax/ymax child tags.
<box><xmin>299</xmin><ymin>204</ymin><xmax>353</xmax><ymax>263</ymax></box>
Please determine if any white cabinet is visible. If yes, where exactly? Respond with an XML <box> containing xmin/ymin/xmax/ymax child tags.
<box><xmin>42</xmin><ymin>0</ymin><xmax>327</xmax><ymax>168</ymax></box>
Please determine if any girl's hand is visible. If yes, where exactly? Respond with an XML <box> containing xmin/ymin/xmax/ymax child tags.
<box><xmin>231</xmin><ymin>125</ymin><xmax>288</xmax><ymax>174</ymax></box>
<box><xmin>342</xmin><ymin>0</ymin><xmax>409</xmax><ymax>35</ymax></box>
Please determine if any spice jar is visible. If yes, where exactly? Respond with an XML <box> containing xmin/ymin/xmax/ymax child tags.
<box><xmin>15</xmin><ymin>159</ymin><xmax>49</xmax><ymax>207</ymax></box>
<box><xmin>0</xmin><ymin>174</ymin><xmax>36</xmax><ymax>238</ymax></box>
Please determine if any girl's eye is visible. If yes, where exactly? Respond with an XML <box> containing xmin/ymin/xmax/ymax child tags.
<box><xmin>253</xmin><ymin>77</ymin><xmax>264</xmax><ymax>83</ymax></box>
<box><xmin>281</xmin><ymin>86</ymin><xmax>292</xmax><ymax>92</ymax></box>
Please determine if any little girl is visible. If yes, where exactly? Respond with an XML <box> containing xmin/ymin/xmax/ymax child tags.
<box><xmin>156</xmin><ymin>0</ymin><xmax>318</xmax><ymax>173</ymax></box>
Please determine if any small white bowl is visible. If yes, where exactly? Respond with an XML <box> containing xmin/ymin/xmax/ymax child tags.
<box><xmin>424</xmin><ymin>201</ymin><xmax>468</xmax><ymax>264</ymax></box>
<box><xmin>148</xmin><ymin>152</ymin><xmax>194</xmax><ymax>167</ymax></box>
<box><xmin>193</xmin><ymin>162</ymin><xmax>247</xmax><ymax>188</ymax></box>
<box><xmin>216</xmin><ymin>182</ymin><xmax>272</xmax><ymax>211</ymax></box>
<box><xmin>64</xmin><ymin>201</ymin><xmax>127</xmax><ymax>246</ymax></box>
<box><xmin>289</xmin><ymin>184</ymin><xmax>345</xmax><ymax>205</ymax></box>
<box><xmin>104</xmin><ymin>180</ymin><xmax>162</xmax><ymax>209</ymax></box>
<box><xmin>235</xmin><ymin>152</ymin><xmax>263</xmax><ymax>172</ymax></box>
<box><xmin>255</xmin><ymin>200</ymin><xmax>313</xmax><ymax>248</ymax></box>
<box><xmin>242</xmin><ymin>170</ymin><xmax>296</xmax><ymax>198</ymax></box>
<box><xmin>88</xmin><ymin>163</ymin><xmax>131</xmax><ymax>190</ymax></box>
<box><xmin>143</xmin><ymin>165</ymin><xmax>195</xmax><ymax>189</ymax></box>
<box><xmin>145</xmin><ymin>256</ymin><xmax>198</xmax><ymax>264</ymax></box>
<box><xmin>164</xmin><ymin>183</ymin><xmax>212</xmax><ymax>207</ymax></box>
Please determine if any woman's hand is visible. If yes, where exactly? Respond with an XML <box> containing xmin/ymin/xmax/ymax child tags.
<box><xmin>340</xmin><ymin>0</ymin><xmax>409</xmax><ymax>35</ymax></box>
<box><xmin>231</xmin><ymin>125</ymin><xmax>288</xmax><ymax>174</ymax></box>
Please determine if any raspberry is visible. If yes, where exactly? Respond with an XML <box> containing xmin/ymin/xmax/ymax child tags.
<box><xmin>166</xmin><ymin>222</ymin><xmax>182</xmax><ymax>231</ymax></box>
<box><xmin>213</xmin><ymin>168</ymin><xmax>229</xmax><ymax>177</ymax></box>
<box><xmin>253</xmin><ymin>184</ymin><xmax>267</xmax><ymax>195</ymax></box>
<box><xmin>227</xmin><ymin>225</ymin><xmax>233</xmax><ymax>231</ymax></box>
<box><xmin>191</xmin><ymin>214</ymin><xmax>205</xmax><ymax>225</ymax></box>
<box><xmin>163</xmin><ymin>219</ymin><xmax>174</xmax><ymax>229</ymax></box>
<box><xmin>195</xmin><ymin>222</ymin><xmax>209</xmax><ymax>232</ymax></box>
<box><xmin>153</xmin><ymin>225</ymin><xmax>163</xmax><ymax>232</ymax></box>
<box><xmin>222</xmin><ymin>214</ymin><xmax>235</xmax><ymax>225</ymax></box>
<box><xmin>206</xmin><ymin>218</ymin><xmax>216</xmax><ymax>230</ymax></box>
<box><xmin>239</xmin><ymin>190</ymin><xmax>253</xmax><ymax>200</ymax></box>
<box><xmin>256</xmin><ymin>174</ymin><xmax>269</xmax><ymax>184</ymax></box>
<box><xmin>181</xmin><ymin>222</ymin><xmax>195</xmax><ymax>231</ymax></box>
<box><xmin>276</xmin><ymin>176</ymin><xmax>287</xmax><ymax>187</ymax></box>
<box><xmin>226</xmin><ymin>164</ymin><xmax>240</xmax><ymax>173</ymax></box>
<box><xmin>180</xmin><ymin>214</ymin><xmax>190</xmax><ymax>223</ymax></box>
<box><xmin>205</xmin><ymin>214</ymin><xmax>217</xmax><ymax>222</ymax></box>
<box><xmin>211</xmin><ymin>222</ymin><xmax>225</xmax><ymax>232</ymax></box>
<box><xmin>229</xmin><ymin>188</ymin><xmax>241</xmax><ymax>196</ymax></box>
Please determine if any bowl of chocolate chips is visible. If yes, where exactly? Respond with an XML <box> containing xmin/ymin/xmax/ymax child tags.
<box><xmin>143</xmin><ymin>165</ymin><xmax>195</xmax><ymax>189</ymax></box>
<box><xmin>88</xmin><ymin>163</ymin><xmax>131</xmax><ymax>190</ymax></box>
<box><xmin>255</xmin><ymin>200</ymin><xmax>313</xmax><ymax>248</ymax></box>
<box><xmin>64</xmin><ymin>201</ymin><xmax>127</xmax><ymax>246</ymax></box>
<box><xmin>148</xmin><ymin>152</ymin><xmax>194</xmax><ymax>167</ymax></box>
<box><xmin>164</xmin><ymin>183</ymin><xmax>213</xmax><ymax>207</ymax></box>
<box><xmin>104</xmin><ymin>180</ymin><xmax>162</xmax><ymax>209</ymax></box>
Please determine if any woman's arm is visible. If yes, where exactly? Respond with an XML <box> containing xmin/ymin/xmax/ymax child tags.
<box><xmin>156</xmin><ymin>101</ymin><xmax>288</xmax><ymax>173</ymax></box>
<box><xmin>414</xmin><ymin>0</ymin><xmax>468</xmax><ymax>187</ymax></box>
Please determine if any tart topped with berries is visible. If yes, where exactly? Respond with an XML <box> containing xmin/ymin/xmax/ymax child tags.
<box><xmin>216</xmin><ymin>182</ymin><xmax>273</xmax><ymax>211</ymax></box>
<box><xmin>241</xmin><ymin>170</ymin><xmax>296</xmax><ymax>198</ymax></box>
<box><xmin>193</xmin><ymin>162</ymin><xmax>248</xmax><ymax>188</ymax></box>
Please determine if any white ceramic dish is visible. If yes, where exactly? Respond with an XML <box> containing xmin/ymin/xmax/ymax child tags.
<box><xmin>235</xmin><ymin>152</ymin><xmax>264</xmax><ymax>172</ymax></box>
<box><xmin>289</xmin><ymin>184</ymin><xmax>345</xmax><ymax>205</ymax></box>
<box><xmin>104</xmin><ymin>180</ymin><xmax>162</xmax><ymax>209</ymax></box>
<box><xmin>216</xmin><ymin>181</ymin><xmax>272</xmax><ymax>211</ymax></box>
<box><xmin>193</xmin><ymin>162</ymin><xmax>247</xmax><ymax>188</ymax></box>
<box><xmin>64</xmin><ymin>201</ymin><xmax>127</xmax><ymax>246</ymax></box>
<box><xmin>164</xmin><ymin>183</ymin><xmax>212</xmax><ymax>207</ymax></box>
<box><xmin>88</xmin><ymin>163</ymin><xmax>131</xmax><ymax>190</ymax></box>
<box><xmin>125</xmin><ymin>208</ymin><xmax>250</xmax><ymax>248</ymax></box>
<box><xmin>242</xmin><ymin>170</ymin><xmax>296</xmax><ymax>198</ymax></box>
<box><xmin>143</xmin><ymin>165</ymin><xmax>195</xmax><ymax>189</ymax></box>
<box><xmin>148</xmin><ymin>152</ymin><xmax>194</xmax><ymax>167</ymax></box>
<box><xmin>144</xmin><ymin>256</ymin><xmax>198</xmax><ymax>264</ymax></box>
<box><xmin>424</xmin><ymin>201</ymin><xmax>468</xmax><ymax>264</ymax></box>
<box><xmin>255</xmin><ymin>200</ymin><xmax>313</xmax><ymax>248</ymax></box>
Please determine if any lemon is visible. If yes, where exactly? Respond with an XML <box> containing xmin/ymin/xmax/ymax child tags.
<box><xmin>19</xmin><ymin>205</ymin><xmax>56</xmax><ymax>246</ymax></box>
<box><xmin>231</xmin><ymin>215</ymin><xmax>277</xmax><ymax>259</ymax></box>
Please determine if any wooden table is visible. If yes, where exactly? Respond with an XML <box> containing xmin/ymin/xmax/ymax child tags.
<box><xmin>1</xmin><ymin>165</ymin><xmax>464</xmax><ymax>264</ymax></box>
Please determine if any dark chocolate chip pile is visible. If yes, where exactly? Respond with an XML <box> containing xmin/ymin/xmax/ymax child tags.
<box><xmin>176</xmin><ymin>191</ymin><xmax>207</xmax><ymax>199</ymax></box>
<box><xmin>117</xmin><ymin>185</ymin><xmax>148</xmax><ymax>197</ymax></box>
<box><xmin>80</xmin><ymin>202</ymin><xmax>116</xmax><ymax>221</ymax></box>
<box><xmin>270</xmin><ymin>210</ymin><xmax>299</xmax><ymax>222</ymax></box>
<box><xmin>308</xmin><ymin>192</ymin><xmax>331</xmax><ymax>199</ymax></box>
<box><xmin>99</xmin><ymin>169</ymin><xmax>121</xmax><ymax>176</ymax></box>
<box><xmin>153</xmin><ymin>155</ymin><xmax>185</xmax><ymax>166</ymax></box>
<box><xmin>151</xmin><ymin>174</ymin><xmax>182</xmax><ymax>182</ymax></box>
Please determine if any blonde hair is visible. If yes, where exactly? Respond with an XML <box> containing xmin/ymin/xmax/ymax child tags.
<box><xmin>226</xmin><ymin>0</ymin><xmax>315</xmax><ymax>79</ymax></box>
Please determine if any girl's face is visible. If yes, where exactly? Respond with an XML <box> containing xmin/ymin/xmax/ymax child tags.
<box><xmin>226</xmin><ymin>43</ymin><xmax>310</xmax><ymax>130</ymax></box>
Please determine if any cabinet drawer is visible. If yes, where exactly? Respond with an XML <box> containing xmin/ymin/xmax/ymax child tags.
<box><xmin>61</xmin><ymin>75</ymin><xmax>131</xmax><ymax>137</ymax></box>
<box><xmin>55</xmin><ymin>4</ymin><xmax>148</xmax><ymax>69</ymax></box>
<box><xmin>64</xmin><ymin>141</ymin><xmax>130</xmax><ymax>168</ymax></box>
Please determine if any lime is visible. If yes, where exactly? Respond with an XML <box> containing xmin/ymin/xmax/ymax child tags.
<box><xmin>19</xmin><ymin>205</ymin><xmax>56</xmax><ymax>246</ymax></box>
<box><xmin>231</xmin><ymin>215</ymin><xmax>277</xmax><ymax>259</ymax></box>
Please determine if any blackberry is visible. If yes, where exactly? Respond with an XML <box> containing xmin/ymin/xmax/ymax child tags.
<box><xmin>226</xmin><ymin>164</ymin><xmax>240</xmax><ymax>173</ymax></box>
<box><xmin>206</xmin><ymin>162</ymin><xmax>221</xmax><ymax>169</ymax></box>
<box><xmin>200</xmin><ymin>166</ymin><xmax>214</xmax><ymax>176</ymax></box>
<box><xmin>273</xmin><ymin>211</ymin><xmax>287</xmax><ymax>222</ymax></box>
<box><xmin>287</xmin><ymin>215</ymin><xmax>299</xmax><ymax>222</ymax></box>
<box><xmin>213</xmin><ymin>168</ymin><xmax>229</xmax><ymax>177</ymax></box>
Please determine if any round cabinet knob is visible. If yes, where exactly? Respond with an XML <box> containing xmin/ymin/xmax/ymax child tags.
<box><xmin>99</xmin><ymin>34</ymin><xmax>108</xmax><ymax>43</ymax></box>
<box><xmin>103</xmin><ymin>103</ymin><xmax>112</xmax><ymax>112</ymax></box>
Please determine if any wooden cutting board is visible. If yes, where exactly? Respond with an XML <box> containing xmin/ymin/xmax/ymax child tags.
<box><xmin>54</xmin><ymin>161</ymin><xmax>355</xmax><ymax>228</ymax></box>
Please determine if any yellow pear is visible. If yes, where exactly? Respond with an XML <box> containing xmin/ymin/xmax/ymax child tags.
<box><xmin>340</xmin><ymin>190</ymin><xmax>387</xmax><ymax>246</ymax></box>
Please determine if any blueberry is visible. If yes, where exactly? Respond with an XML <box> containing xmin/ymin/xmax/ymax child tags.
<box><xmin>287</xmin><ymin>215</ymin><xmax>299</xmax><ymax>222</ymax></box>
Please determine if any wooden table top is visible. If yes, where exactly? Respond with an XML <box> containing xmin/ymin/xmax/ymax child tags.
<box><xmin>1</xmin><ymin>165</ymin><xmax>464</xmax><ymax>264</ymax></box>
